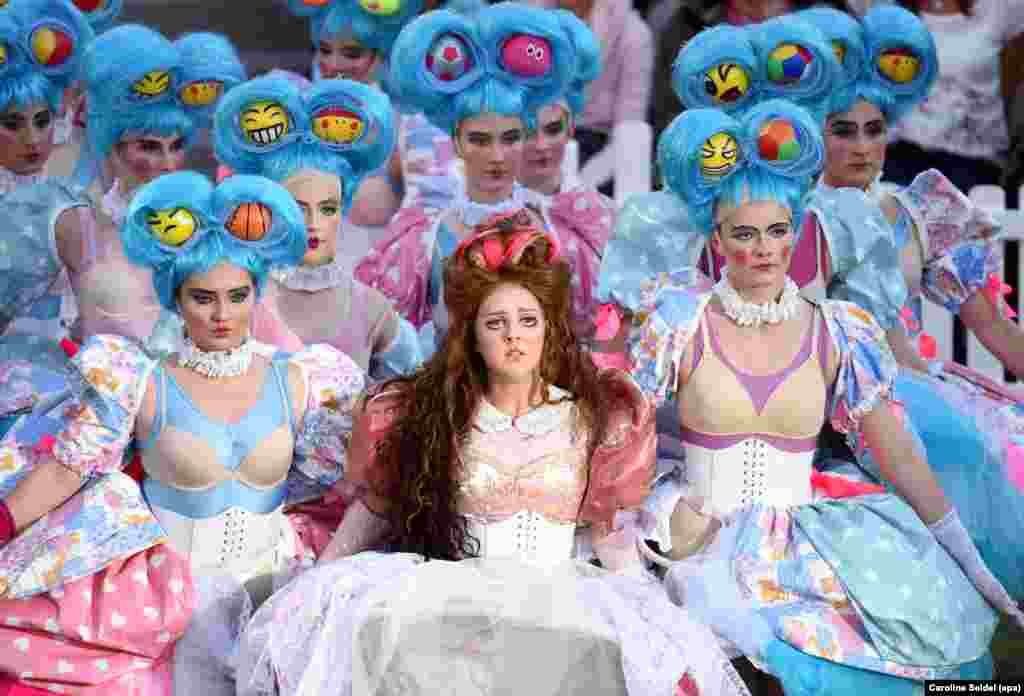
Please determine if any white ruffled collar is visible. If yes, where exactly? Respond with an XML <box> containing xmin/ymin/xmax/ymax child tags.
<box><xmin>0</xmin><ymin>167</ymin><xmax>45</xmax><ymax>196</ymax></box>
<box><xmin>455</xmin><ymin>183</ymin><xmax>531</xmax><ymax>227</ymax></box>
<box><xmin>814</xmin><ymin>174</ymin><xmax>884</xmax><ymax>199</ymax></box>
<box><xmin>271</xmin><ymin>257</ymin><xmax>350</xmax><ymax>292</ymax></box>
<box><xmin>100</xmin><ymin>179</ymin><xmax>131</xmax><ymax>225</ymax></box>
<box><xmin>474</xmin><ymin>384</ymin><xmax>574</xmax><ymax>436</ymax></box>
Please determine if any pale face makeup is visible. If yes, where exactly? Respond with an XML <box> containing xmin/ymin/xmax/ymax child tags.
<box><xmin>712</xmin><ymin>200</ymin><xmax>794</xmax><ymax>303</ymax></box>
<box><xmin>823</xmin><ymin>100</ymin><xmax>887</xmax><ymax>191</ymax></box>
<box><xmin>0</xmin><ymin>103</ymin><xmax>56</xmax><ymax>175</ymax></box>
<box><xmin>111</xmin><ymin>132</ymin><xmax>187</xmax><ymax>192</ymax></box>
<box><xmin>455</xmin><ymin>113</ymin><xmax>525</xmax><ymax>204</ymax></box>
<box><xmin>284</xmin><ymin>169</ymin><xmax>342</xmax><ymax>267</ymax></box>
<box><xmin>177</xmin><ymin>263</ymin><xmax>256</xmax><ymax>352</ymax></box>
<box><xmin>522</xmin><ymin>103</ymin><xmax>572</xmax><ymax>195</ymax></box>
<box><xmin>316</xmin><ymin>36</ymin><xmax>381</xmax><ymax>83</ymax></box>
<box><xmin>475</xmin><ymin>282</ymin><xmax>546</xmax><ymax>386</ymax></box>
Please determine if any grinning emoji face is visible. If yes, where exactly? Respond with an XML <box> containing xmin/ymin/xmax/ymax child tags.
<box><xmin>240</xmin><ymin>101</ymin><xmax>290</xmax><ymax>145</ymax></box>
<box><xmin>147</xmin><ymin>207</ymin><xmax>197</xmax><ymax>246</ymax></box>
<box><xmin>703</xmin><ymin>63</ymin><xmax>749</xmax><ymax>105</ymax></box>
<box><xmin>179</xmin><ymin>80</ymin><xmax>224</xmax><ymax>107</ymax></box>
<box><xmin>312</xmin><ymin>107</ymin><xmax>364</xmax><ymax>144</ymax></box>
<box><xmin>878</xmin><ymin>48</ymin><xmax>919</xmax><ymax>84</ymax></box>
<box><xmin>832</xmin><ymin>41</ymin><xmax>846</xmax><ymax>66</ymax></box>
<box><xmin>701</xmin><ymin>132</ymin><xmax>738</xmax><ymax>178</ymax></box>
<box><xmin>133</xmin><ymin>71</ymin><xmax>170</xmax><ymax>97</ymax></box>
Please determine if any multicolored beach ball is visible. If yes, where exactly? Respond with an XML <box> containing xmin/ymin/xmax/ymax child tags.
<box><xmin>767</xmin><ymin>43</ymin><xmax>813</xmax><ymax>84</ymax></box>
<box><xmin>758</xmin><ymin>119</ymin><xmax>800</xmax><ymax>161</ymax></box>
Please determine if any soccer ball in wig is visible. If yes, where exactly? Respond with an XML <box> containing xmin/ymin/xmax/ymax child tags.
<box><xmin>657</xmin><ymin>99</ymin><xmax>824</xmax><ymax>237</ymax></box>
<box><xmin>798</xmin><ymin>4</ymin><xmax>936</xmax><ymax>125</ymax></box>
<box><xmin>387</xmin><ymin>2</ymin><xmax>578</xmax><ymax>134</ymax></box>
<box><xmin>0</xmin><ymin>0</ymin><xmax>94</xmax><ymax>113</ymax></box>
<box><xmin>287</xmin><ymin>0</ymin><xmax>426</xmax><ymax>82</ymax></box>
<box><xmin>66</xmin><ymin>0</ymin><xmax>122</xmax><ymax>33</ymax></box>
<box><xmin>120</xmin><ymin>170</ymin><xmax>307</xmax><ymax>313</ymax></box>
<box><xmin>671</xmin><ymin>16</ymin><xmax>840</xmax><ymax>123</ymax></box>
<box><xmin>173</xmin><ymin>32</ymin><xmax>247</xmax><ymax>129</ymax></box>
<box><xmin>212</xmin><ymin>74</ymin><xmax>394</xmax><ymax>213</ymax></box>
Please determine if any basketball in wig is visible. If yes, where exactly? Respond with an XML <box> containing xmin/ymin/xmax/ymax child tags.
<box><xmin>212</xmin><ymin>74</ymin><xmax>395</xmax><ymax>212</ymax></box>
<box><xmin>173</xmin><ymin>32</ymin><xmax>247</xmax><ymax>129</ymax></box>
<box><xmin>121</xmin><ymin>170</ymin><xmax>307</xmax><ymax>312</ymax></box>
<box><xmin>0</xmin><ymin>0</ymin><xmax>94</xmax><ymax>112</ymax></box>
<box><xmin>66</xmin><ymin>0</ymin><xmax>122</xmax><ymax>33</ymax></box>
<box><xmin>798</xmin><ymin>4</ymin><xmax>937</xmax><ymax>124</ymax></box>
<box><xmin>387</xmin><ymin>2</ymin><xmax>577</xmax><ymax>133</ymax></box>
<box><xmin>287</xmin><ymin>0</ymin><xmax>426</xmax><ymax>61</ymax></box>
<box><xmin>657</xmin><ymin>99</ymin><xmax>824</xmax><ymax>237</ymax></box>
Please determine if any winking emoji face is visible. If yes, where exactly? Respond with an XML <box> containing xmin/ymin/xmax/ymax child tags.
<box><xmin>147</xmin><ymin>207</ymin><xmax>197</xmax><ymax>246</ymax></box>
<box><xmin>241</xmin><ymin>101</ymin><xmax>290</xmax><ymax>145</ymax></box>
<box><xmin>701</xmin><ymin>132</ymin><xmax>738</xmax><ymax>178</ymax></box>
<box><xmin>703</xmin><ymin>63</ymin><xmax>749</xmax><ymax>105</ymax></box>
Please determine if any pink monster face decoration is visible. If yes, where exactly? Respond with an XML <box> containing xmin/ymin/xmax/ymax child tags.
<box><xmin>501</xmin><ymin>35</ymin><xmax>552</xmax><ymax>78</ymax></box>
<box><xmin>426</xmin><ymin>34</ymin><xmax>473</xmax><ymax>82</ymax></box>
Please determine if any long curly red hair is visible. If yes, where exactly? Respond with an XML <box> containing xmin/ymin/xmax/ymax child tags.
<box><xmin>368</xmin><ymin>209</ymin><xmax>611</xmax><ymax>560</ymax></box>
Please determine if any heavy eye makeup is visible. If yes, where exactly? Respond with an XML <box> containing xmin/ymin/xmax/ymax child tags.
<box><xmin>187</xmin><ymin>287</ymin><xmax>252</xmax><ymax>304</ymax></box>
<box><xmin>483</xmin><ymin>311</ymin><xmax>540</xmax><ymax>331</ymax></box>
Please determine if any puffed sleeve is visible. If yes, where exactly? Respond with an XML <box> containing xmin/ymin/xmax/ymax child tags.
<box><xmin>819</xmin><ymin>300</ymin><xmax>899</xmax><ymax>435</ymax></box>
<box><xmin>890</xmin><ymin>169</ymin><xmax>1002</xmax><ymax>314</ymax></box>
<box><xmin>805</xmin><ymin>186</ymin><xmax>909</xmax><ymax>330</ymax></box>
<box><xmin>579</xmin><ymin>370</ymin><xmax>657</xmax><ymax>536</ymax></box>
<box><xmin>354</xmin><ymin>208</ymin><xmax>441</xmax><ymax>330</ymax></box>
<box><xmin>626</xmin><ymin>271</ymin><xmax>714</xmax><ymax>408</ymax></box>
<box><xmin>47</xmin><ymin>334</ymin><xmax>157</xmax><ymax>478</ymax></box>
<box><xmin>288</xmin><ymin>344</ymin><xmax>366</xmax><ymax>502</ymax></box>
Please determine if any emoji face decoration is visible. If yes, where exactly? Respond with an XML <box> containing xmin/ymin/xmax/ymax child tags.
<box><xmin>179</xmin><ymin>80</ymin><xmax>224</xmax><ymax>107</ymax></box>
<box><xmin>133</xmin><ymin>71</ymin><xmax>171</xmax><ymax>97</ymax></box>
<box><xmin>31</xmin><ymin>26</ymin><xmax>74</xmax><ymax>67</ymax></box>
<box><xmin>312</xmin><ymin>106</ymin><xmax>364</xmax><ymax>144</ymax></box>
<box><xmin>701</xmin><ymin>132</ymin><xmax>738</xmax><ymax>178</ymax></box>
<box><xmin>426</xmin><ymin>34</ymin><xmax>472</xmax><ymax>82</ymax></box>
<box><xmin>703</xmin><ymin>63</ymin><xmax>749</xmax><ymax>105</ymax></box>
<box><xmin>501</xmin><ymin>35</ymin><xmax>552</xmax><ymax>78</ymax></box>
<box><xmin>147</xmin><ymin>207</ymin><xmax>197</xmax><ymax>246</ymax></box>
<box><xmin>359</xmin><ymin>0</ymin><xmax>401</xmax><ymax>16</ymax></box>
<box><xmin>0</xmin><ymin>44</ymin><xmax>7</xmax><ymax>67</ymax></box>
<box><xmin>758</xmin><ymin>119</ymin><xmax>800</xmax><ymax>162</ymax></box>
<box><xmin>832</xmin><ymin>41</ymin><xmax>846</xmax><ymax>66</ymax></box>
<box><xmin>878</xmin><ymin>48</ymin><xmax>919</xmax><ymax>84</ymax></box>
<box><xmin>766</xmin><ymin>44</ymin><xmax>813</xmax><ymax>85</ymax></box>
<box><xmin>240</xmin><ymin>101</ymin><xmax>290</xmax><ymax>145</ymax></box>
<box><xmin>226</xmin><ymin>202</ymin><xmax>272</xmax><ymax>241</ymax></box>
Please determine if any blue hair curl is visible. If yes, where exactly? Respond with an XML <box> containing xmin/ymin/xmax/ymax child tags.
<box><xmin>121</xmin><ymin>170</ymin><xmax>307</xmax><ymax>312</ymax></box>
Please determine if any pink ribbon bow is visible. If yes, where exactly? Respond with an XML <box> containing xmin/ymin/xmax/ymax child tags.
<box><xmin>594</xmin><ymin>303</ymin><xmax>622</xmax><ymax>342</ymax></box>
<box><xmin>984</xmin><ymin>273</ymin><xmax>1017</xmax><ymax>319</ymax></box>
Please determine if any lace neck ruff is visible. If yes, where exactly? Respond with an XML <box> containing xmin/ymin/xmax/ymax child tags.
<box><xmin>177</xmin><ymin>336</ymin><xmax>254</xmax><ymax>379</ymax></box>
<box><xmin>456</xmin><ymin>183</ymin><xmax>530</xmax><ymax>227</ymax></box>
<box><xmin>475</xmin><ymin>384</ymin><xmax>574</xmax><ymax>436</ymax></box>
<box><xmin>271</xmin><ymin>257</ymin><xmax>349</xmax><ymax>292</ymax></box>
<box><xmin>100</xmin><ymin>180</ymin><xmax>131</xmax><ymax>226</ymax></box>
<box><xmin>713</xmin><ymin>269</ymin><xmax>801</xmax><ymax>327</ymax></box>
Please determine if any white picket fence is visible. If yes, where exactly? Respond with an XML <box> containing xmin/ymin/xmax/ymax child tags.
<box><xmin>584</xmin><ymin>122</ymin><xmax>1024</xmax><ymax>385</ymax></box>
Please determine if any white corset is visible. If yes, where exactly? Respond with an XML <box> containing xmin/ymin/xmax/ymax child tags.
<box><xmin>466</xmin><ymin>510</ymin><xmax>576</xmax><ymax>565</ymax></box>
<box><xmin>152</xmin><ymin>504</ymin><xmax>293</xmax><ymax>584</ymax></box>
<box><xmin>683</xmin><ymin>437</ymin><xmax>814</xmax><ymax>518</ymax></box>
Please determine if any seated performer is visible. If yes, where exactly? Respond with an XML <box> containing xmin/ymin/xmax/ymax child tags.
<box><xmin>0</xmin><ymin>172</ymin><xmax>364</xmax><ymax>695</ymax></box>
<box><xmin>212</xmin><ymin>74</ymin><xmax>422</xmax><ymax>381</ymax></box>
<box><xmin>233</xmin><ymin>209</ymin><xmax>750</xmax><ymax>696</ymax></box>
<box><xmin>599</xmin><ymin>99</ymin><xmax>1019</xmax><ymax>694</ymax></box>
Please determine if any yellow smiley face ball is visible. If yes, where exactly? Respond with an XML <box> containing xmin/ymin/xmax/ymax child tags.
<box><xmin>701</xmin><ymin>132</ymin><xmax>738</xmax><ymax>178</ymax></box>
<box><xmin>179</xmin><ymin>80</ymin><xmax>224</xmax><ymax>107</ymax></box>
<box><xmin>313</xmin><ymin>107</ymin><xmax>365</xmax><ymax>144</ymax></box>
<box><xmin>147</xmin><ymin>207</ymin><xmax>197</xmax><ymax>246</ymax></box>
<box><xmin>133</xmin><ymin>71</ymin><xmax>170</xmax><ymax>97</ymax></box>
<box><xmin>703</xmin><ymin>63</ymin><xmax>749</xmax><ymax>105</ymax></box>
<box><xmin>878</xmin><ymin>49</ymin><xmax>919</xmax><ymax>84</ymax></box>
<box><xmin>240</xmin><ymin>101</ymin><xmax>290</xmax><ymax>145</ymax></box>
